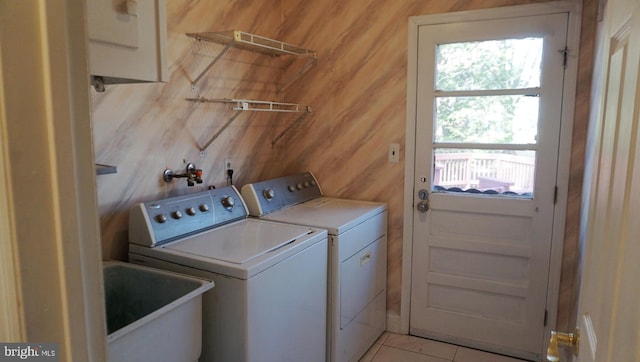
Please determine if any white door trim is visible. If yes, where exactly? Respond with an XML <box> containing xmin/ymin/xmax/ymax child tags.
<box><xmin>400</xmin><ymin>1</ymin><xmax>582</xmax><ymax>352</ymax></box>
<box><xmin>0</xmin><ymin>50</ymin><xmax>23</xmax><ymax>341</ymax></box>
<box><xmin>0</xmin><ymin>1</ymin><xmax>106</xmax><ymax>359</ymax></box>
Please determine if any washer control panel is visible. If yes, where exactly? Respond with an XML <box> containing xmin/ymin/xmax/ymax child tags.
<box><xmin>241</xmin><ymin>171</ymin><xmax>323</xmax><ymax>216</ymax></box>
<box><xmin>129</xmin><ymin>185</ymin><xmax>247</xmax><ymax>247</ymax></box>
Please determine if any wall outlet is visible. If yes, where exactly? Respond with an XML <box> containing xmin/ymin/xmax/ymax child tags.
<box><xmin>389</xmin><ymin>143</ymin><xmax>400</xmax><ymax>163</ymax></box>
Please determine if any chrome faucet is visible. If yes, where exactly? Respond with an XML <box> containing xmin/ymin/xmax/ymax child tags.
<box><xmin>163</xmin><ymin>163</ymin><xmax>203</xmax><ymax>186</ymax></box>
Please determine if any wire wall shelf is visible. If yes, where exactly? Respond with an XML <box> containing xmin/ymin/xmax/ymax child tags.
<box><xmin>187</xmin><ymin>30</ymin><xmax>317</xmax><ymax>89</ymax></box>
<box><xmin>186</xmin><ymin>97</ymin><xmax>311</xmax><ymax>153</ymax></box>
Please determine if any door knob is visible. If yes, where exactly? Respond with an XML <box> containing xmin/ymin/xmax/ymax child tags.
<box><xmin>417</xmin><ymin>201</ymin><xmax>429</xmax><ymax>213</ymax></box>
<box><xmin>547</xmin><ymin>328</ymin><xmax>579</xmax><ymax>361</ymax></box>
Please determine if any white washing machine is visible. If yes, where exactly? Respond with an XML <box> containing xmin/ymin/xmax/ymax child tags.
<box><xmin>241</xmin><ymin>172</ymin><xmax>387</xmax><ymax>362</ymax></box>
<box><xmin>128</xmin><ymin>185</ymin><xmax>328</xmax><ymax>362</ymax></box>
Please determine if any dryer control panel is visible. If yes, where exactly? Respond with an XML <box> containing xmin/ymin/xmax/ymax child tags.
<box><xmin>241</xmin><ymin>171</ymin><xmax>323</xmax><ymax>216</ymax></box>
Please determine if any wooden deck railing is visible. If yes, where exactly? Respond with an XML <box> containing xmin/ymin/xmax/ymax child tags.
<box><xmin>433</xmin><ymin>153</ymin><xmax>535</xmax><ymax>192</ymax></box>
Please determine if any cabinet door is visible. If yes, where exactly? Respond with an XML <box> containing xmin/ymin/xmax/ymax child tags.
<box><xmin>87</xmin><ymin>0</ymin><xmax>168</xmax><ymax>83</ymax></box>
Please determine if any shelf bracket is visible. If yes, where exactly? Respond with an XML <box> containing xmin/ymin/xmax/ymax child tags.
<box><xmin>271</xmin><ymin>107</ymin><xmax>312</xmax><ymax>148</ymax></box>
<box><xmin>96</xmin><ymin>163</ymin><xmax>117</xmax><ymax>175</ymax></box>
<box><xmin>190</xmin><ymin>39</ymin><xmax>234</xmax><ymax>90</ymax></box>
<box><xmin>199</xmin><ymin>109</ymin><xmax>242</xmax><ymax>153</ymax></box>
<box><xmin>278</xmin><ymin>56</ymin><xmax>317</xmax><ymax>92</ymax></box>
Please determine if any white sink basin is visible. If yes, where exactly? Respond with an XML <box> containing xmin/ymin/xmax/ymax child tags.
<box><xmin>103</xmin><ymin>261</ymin><xmax>214</xmax><ymax>362</ymax></box>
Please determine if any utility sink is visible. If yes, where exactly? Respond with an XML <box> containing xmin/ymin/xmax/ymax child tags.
<box><xmin>103</xmin><ymin>261</ymin><xmax>214</xmax><ymax>362</ymax></box>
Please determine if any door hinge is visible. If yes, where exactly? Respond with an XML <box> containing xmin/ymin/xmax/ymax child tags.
<box><xmin>544</xmin><ymin>309</ymin><xmax>548</xmax><ymax>326</ymax></box>
<box><xmin>553</xmin><ymin>186</ymin><xmax>558</xmax><ymax>204</ymax></box>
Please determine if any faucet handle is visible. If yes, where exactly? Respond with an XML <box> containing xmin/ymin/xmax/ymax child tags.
<box><xmin>185</xmin><ymin>163</ymin><xmax>197</xmax><ymax>174</ymax></box>
<box><xmin>185</xmin><ymin>164</ymin><xmax>203</xmax><ymax>186</ymax></box>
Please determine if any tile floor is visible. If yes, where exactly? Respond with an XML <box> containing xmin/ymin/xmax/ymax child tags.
<box><xmin>360</xmin><ymin>332</ymin><xmax>530</xmax><ymax>362</ymax></box>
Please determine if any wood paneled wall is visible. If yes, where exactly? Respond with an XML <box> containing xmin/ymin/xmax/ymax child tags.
<box><xmin>92</xmin><ymin>0</ymin><xmax>596</xmax><ymax>329</ymax></box>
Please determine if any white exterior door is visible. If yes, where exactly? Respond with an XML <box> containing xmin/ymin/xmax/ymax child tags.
<box><xmin>408</xmin><ymin>8</ymin><xmax>573</xmax><ymax>361</ymax></box>
<box><xmin>573</xmin><ymin>0</ymin><xmax>640</xmax><ymax>360</ymax></box>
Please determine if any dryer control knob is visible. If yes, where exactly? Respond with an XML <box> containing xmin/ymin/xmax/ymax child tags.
<box><xmin>186</xmin><ymin>207</ymin><xmax>196</xmax><ymax>216</ymax></box>
<box><xmin>172</xmin><ymin>210</ymin><xmax>183</xmax><ymax>219</ymax></box>
<box><xmin>287</xmin><ymin>185</ymin><xmax>295</xmax><ymax>192</ymax></box>
<box><xmin>263</xmin><ymin>188</ymin><xmax>275</xmax><ymax>201</ymax></box>
<box><xmin>296</xmin><ymin>183</ymin><xmax>303</xmax><ymax>190</ymax></box>
<box><xmin>155</xmin><ymin>214</ymin><xmax>168</xmax><ymax>223</ymax></box>
<box><xmin>199</xmin><ymin>204</ymin><xmax>209</xmax><ymax>212</ymax></box>
<box><xmin>221</xmin><ymin>196</ymin><xmax>235</xmax><ymax>210</ymax></box>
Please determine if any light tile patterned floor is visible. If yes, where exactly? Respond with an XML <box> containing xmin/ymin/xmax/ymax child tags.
<box><xmin>360</xmin><ymin>333</ymin><xmax>531</xmax><ymax>362</ymax></box>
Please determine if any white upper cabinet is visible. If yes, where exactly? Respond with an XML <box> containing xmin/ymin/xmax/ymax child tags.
<box><xmin>86</xmin><ymin>0</ymin><xmax>168</xmax><ymax>89</ymax></box>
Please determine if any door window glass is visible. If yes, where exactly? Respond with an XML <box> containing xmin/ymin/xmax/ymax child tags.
<box><xmin>435</xmin><ymin>96</ymin><xmax>539</xmax><ymax>144</ymax></box>
<box><xmin>435</xmin><ymin>38</ymin><xmax>543</xmax><ymax>91</ymax></box>
<box><xmin>432</xmin><ymin>37</ymin><xmax>543</xmax><ymax>197</ymax></box>
<box><xmin>433</xmin><ymin>149</ymin><xmax>535</xmax><ymax>196</ymax></box>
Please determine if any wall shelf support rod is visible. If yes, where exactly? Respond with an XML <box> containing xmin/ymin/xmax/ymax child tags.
<box><xmin>271</xmin><ymin>107</ymin><xmax>311</xmax><ymax>148</ymax></box>
<box><xmin>199</xmin><ymin>110</ymin><xmax>242</xmax><ymax>153</ymax></box>
<box><xmin>191</xmin><ymin>41</ymin><xmax>234</xmax><ymax>90</ymax></box>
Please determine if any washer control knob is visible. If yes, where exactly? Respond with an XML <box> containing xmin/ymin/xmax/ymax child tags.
<box><xmin>221</xmin><ymin>196</ymin><xmax>235</xmax><ymax>210</ymax></box>
<box><xmin>172</xmin><ymin>210</ymin><xmax>183</xmax><ymax>219</ymax></box>
<box><xmin>199</xmin><ymin>204</ymin><xmax>209</xmax><ymax>212</ymax></box>
<box><xmin>288</xmin><ymin>185</ymin><xmax>295</xmax><ymax>192</ymax></box>
<box><xmin>310</xmin><ymin>179</ymin><xmax>317</xmax><ymax>187</ymax></box>
<box><xmin>296</xmin><ymin>183</ymin><xmax>303</xmax><ymax>190</ymax></box>
<box><xmin>263</xmin><ymin>188</ymin><xmax>275</xmax><ymax>201</ymax></box>
<box><xmin>155</xmin><ymin>214</ymin><xmax>167</xmax><ymax>223</ymax></box>
<box><xmin>186</xmin><ymin>207</ymin><xmax>196</xmax><ymax>216</ymax></box>
<box><xmin>304</xmin><ymin>181</ymin><xmax>310</xmax><ymax>188</ymax></box>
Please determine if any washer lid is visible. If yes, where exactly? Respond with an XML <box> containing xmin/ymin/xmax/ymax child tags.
<box><xmin>165</xmin><ymin>220</ymin><xmax>312</xmax><ymax>264</ymax></box>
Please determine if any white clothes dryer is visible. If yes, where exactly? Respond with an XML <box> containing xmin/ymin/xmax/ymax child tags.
<box><xmin>241</xmin><ymin>172</ymin><xmax>387</xmax><ymax>362</ymax></box>
<box><xmin>128</xmin><ymin>185</ymin><xmax>328</xmax><ymax>362</ymax></box>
